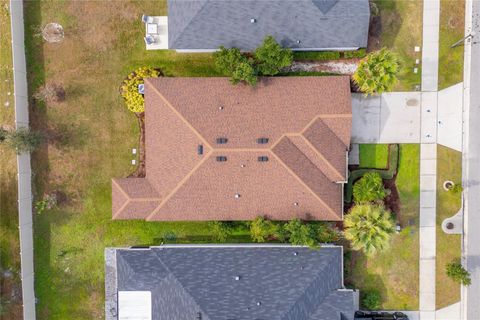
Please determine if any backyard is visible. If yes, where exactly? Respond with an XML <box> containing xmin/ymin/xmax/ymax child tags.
<box><xmin>346</xmin><ymin>144</ymin><xmax>420</xmax><ymax>310</ymax></box>
<box><xmin>436</xmin><ymin>146</ymin><xmax>462</xmax><ymax>309</ymax></box>
<box><xmin>0</xmin><ymin>0</ymin><xmax>22</xmax><ymax>318</ymax></box>
<box><xmin>438</xmin><ymin>0</ymin><xmax>465</xmax><ymax>89</ymax></box>
<box><xmin>370</xmin><ymin>0</ymin><xmax>423</xmax><ymax>91</ymax></box>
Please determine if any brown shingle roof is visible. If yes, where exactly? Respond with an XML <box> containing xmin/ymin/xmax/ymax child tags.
<box><xmin>112</xmin><ymin>77</ymin><xmax>351</xmax><ymax>221</ymax></box>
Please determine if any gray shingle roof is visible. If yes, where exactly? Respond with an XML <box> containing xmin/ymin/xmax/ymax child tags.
<box><xmin>109</xmin><ymin>245</ymin><xmax>357</xmax><ymax>320</ymax></box>
<box><xmin>167</xmin><ymin>0</ymin><xmax>370</xmax><ymax>50</ymax></box>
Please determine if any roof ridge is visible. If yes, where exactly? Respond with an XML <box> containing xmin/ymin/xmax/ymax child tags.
<box><xmin>146</xmin><ymin>149</ymin><xmax>213</xmax><ymax>221</ymax></box>
<box><xmin>112</xmin><ymin>179</ymin><xmax>131</xmax><ymax>218</ymax></box>
<box><xmin>295</xmin><ymin>135</ymin><xmax>344</xmax><ymax>182</ymax></box>
<box><xmin>153</xmin><ymin>249</ymin><xmax>210</xmax><ymax>318</ymax></box>
<box><xmin>280</xmin><ymin>250</ymin><xmax>340</xmax><ymax>320</ymax></box>
<box><xmin>145</xmin><ymin>79</ymin><xmax>212</xmax><ymax>150</ymax></box>
<box><xmin>169</xmin><ymin>0</ymin><xmax>210</xmax><ymax>47</ymax></box>
<box><xmin>270</xmin><ymin>144</ymin><xmax>338</xmax><ymax>218</ymax></box>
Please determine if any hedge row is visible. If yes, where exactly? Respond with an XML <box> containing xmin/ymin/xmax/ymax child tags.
<box><xmin>345</xmin><ymin>144</ymin><xmax>399</xmax><ymax>203</ymax></box>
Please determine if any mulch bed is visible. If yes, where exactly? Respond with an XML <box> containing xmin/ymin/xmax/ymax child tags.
<box><xmin>128</xmin><ymin>112</ymin><xmax>146</xmax><ymax>178</ymax></box>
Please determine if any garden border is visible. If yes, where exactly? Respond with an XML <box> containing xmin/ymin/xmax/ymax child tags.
<box><xmin>345</xmin><ymin>144</ymin><xmax>400</xmax><ymax>203</ymax></box>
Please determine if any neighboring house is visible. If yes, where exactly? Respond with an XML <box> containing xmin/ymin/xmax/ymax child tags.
<box><xmin>166</xmin><ymin>0</ymin><xmax>370</xmax><ymax>52</ymax></box>
<box><xmin>105</xmin><ymin>245</ymin><xmax>359</xmax><ymax>320</ymax></box>
<box><xmin>112</xmin><ymin>77</ymin><xmax>352</xmax><ymax>221</ymax></box>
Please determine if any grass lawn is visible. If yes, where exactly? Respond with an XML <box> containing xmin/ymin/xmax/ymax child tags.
<box><xmin>371</xmin><ymin>0</ymin><xmax>423</xmax><ymax>91</ymax></box>
<box><xmin>21</xmin><ymin>1</ymin><xmax>248</xmax><ymax>319</ymax></box>
<box><xmin>0</xmin><ymin>0</ymin><xmax>23</xmax><ymax>318</ymax></box>
<box><xmin>359</xmin><ymin>144</ymin><xmax>389</xmax><ymax>169</ymax></box>
<box><xmin>438</xmin><ymin>0</ymin><xmax>465</xmax><ymax>89</ymax></box>
<box><xmin>436</xmin><ymin>145</ymin><xmax>462</xmax><ymax>309</ymax></box>
<box><xmin>346</xmin><ymin>144</ymin><xmax>420</xmax><ymax>310</ymax></box>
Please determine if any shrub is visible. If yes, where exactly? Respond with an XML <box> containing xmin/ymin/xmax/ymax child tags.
<box><xmin>344</xmin><ymin>48</ymin><xmax>367</xmax><ymax>59</ymax></box>
<box><xmin>214</xmin><ymin>46</ymin><xmax>258</xmax><ymax>85</ymax></box>
<box><xmin>284</xmin><ymin>218</ymin><xmax>318</xmax><ymax>248</ymax></box>
<box><xmin>353</xmin><ymin>48</ymin><xmax>400</xmax><ymax>95</ymax></box>
<box><xmin>315</xmin><ymin>223</ymin><xmax>341</xmax><ymax>243</ymax></box>
<box><xmin>121</xmin><ymin>67</ymin><xmax>160</xmax><ymax>113</ymax></box>
<box><xmin>34</xmin><ymin>193</ymin><xmax>58</xmax><ymax>214</ymax></box>
<box><xmin>250</xmin><ymin>216</ymin><xmax>280</xmax><ymax>242</ymax></box>
<box><xmin>0</xmin><ymin>128</ymin><xmax>7</xmax><ymax>142</ymax></box>
<box><xmin>255</xmin><ymin>35</ymin><xmax>293</xmax><ymax>75</ymax></box>
<box><xmin>231</xmin><ymin>61</ymin><xmax>258</xmax><ymax>86</ymax></box>
<box><xmin>353</xmin><ymin>172</ymin><xmax>387</xmax><ymax>203</ymax></box>
<box><xmin>5</xmin><ymin>128</ymin><xmax>43</xmax><ymax>154</ymax></box>
<box><xmin>344</xmin><ymin>204</ymin><xmax>394</xmax><ymax>256</ymax></box>
<box><xmin>446</xmin><ymin>260</ymin><xmax>471</xmax><ymax>286</ymax></box>
<box><xmin>362</xmin><ymin>290</ymin><xmax>382</xmax><ymax>310</ymax></box>
<box><xmin>209</xmin><ymin>221</ymin><xmax>232</xmax><ymax>242</ymax></box>
<box><xmin>451</xmin><ymin>183</ymin><xmax>463</xmax><ymax>194</ymax></box>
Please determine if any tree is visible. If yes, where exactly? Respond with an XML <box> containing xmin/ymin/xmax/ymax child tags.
<box><xmin>446</xmin><ymin>260</ymin><xmax>471</xmax><ymax>286</ymax></box>
<box><xmin>353</xmin><ymin>48</ymin><xmax>400</xmax><ymax>95</ymax></box>
<box><xmin>255</xmin><ymin>35</ymin><xmax>293</xmax><ymax>75</ymax></box>
<box><xmin>231</xmin><ymin>61</ymin><xmax>258</xmax><ymax>86</ymax></box>
<box><xmin>214</xmin><ymin>46</ymin><xmax>247</xmax><ymax>74</ymax></box>
<box><xmin>209</xmin><ymin>221</ymin><xmax>232</xmax><ymax>242</ymax></box>
<box><xmin>5</xmin><ymin>128</ymin><xmax>43</xmax><ymax>154</ymax></box>
<box><xmin>344</xmin><ymin>204</ymin><xmax>394</xmax><ymax>256</ymax></box>
<box><xmin>284</xmin><ymin>218</ymin><xmax>318</xmax><ymax>248</ymax></box>
<box><xmin>121</xmin><ymin>67</ymin><xmax>161</xmax><ymax>113</ymax></box>
<box><xmin>353</xmin><ymin>172</ymin><xmax>387</xmax><ymax>203</ymax></box>
<box><xmin>250</xmin><ymin>216</ymin><xmax>279</xmax><ymax>242</ymax></box>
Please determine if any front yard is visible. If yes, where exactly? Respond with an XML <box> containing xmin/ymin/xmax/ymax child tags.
<box><xmin>436</xmin><ymin>146</ymin><xmax>462</xmax><ymax>309</ymax></box>
<box><xmin>346</xmin><ymin>144</ymin><xmax>420</xmax><ymax>310</ymax></box>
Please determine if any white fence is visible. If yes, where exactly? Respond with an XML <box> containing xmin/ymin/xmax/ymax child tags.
<box><xmin>9</xmin><ymin>0</ymin><xmax>36</xmax><ymax>319</ymax></box>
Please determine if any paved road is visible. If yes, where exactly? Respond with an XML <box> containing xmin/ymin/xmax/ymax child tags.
<box><xmin>463</xmin><ymin>1</ymin><xmax>480</xmax><ymax>319</ymax></box>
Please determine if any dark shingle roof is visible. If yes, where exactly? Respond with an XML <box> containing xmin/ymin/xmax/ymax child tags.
<box><xmin>112</xmin><ymin>245</ymin><xmax>357</xmax><ymax>320</ymax></box>
<box><xmin>168</xmin><ymin>0</ymin><xmax>370</xmax><ymax>50</ymax></box>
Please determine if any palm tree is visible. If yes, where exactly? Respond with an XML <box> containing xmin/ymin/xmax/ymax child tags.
<box><xmin>344</xmin><ymin>204</ymin><xmax>394</xmax><ymax>256</ymax></box>
<box><xmin>353</xmin><ymin>171</ymin><xmax>388</xmax><ymax>203</ymax></box>
<box><xmin>353</xmin><ymin>48</ymin><xmax>400</xmax><ymax>95</ymax></box>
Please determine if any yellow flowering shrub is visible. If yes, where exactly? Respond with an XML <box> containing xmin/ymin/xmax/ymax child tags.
<box><xmin>121</xmin><ymin>67</ymin><xmax>161</xmax><ymax>113</ymax></box>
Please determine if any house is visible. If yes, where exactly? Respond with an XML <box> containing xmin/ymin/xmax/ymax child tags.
<box><xmin>166</xmin><ymin>0</ymin><xmax>370</xmax><ymax>52</ymax></box>
<box><xmin>112</xmin><ymin>77</ymin><xmax>352</xmax><ymax>221</ymax></box>
<box><xmin>105</xmin><ymin>245</ymin><xmax>359</xmax><ymax>320</ymax></box>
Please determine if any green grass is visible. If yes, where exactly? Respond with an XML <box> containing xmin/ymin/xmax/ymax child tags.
<box><xmin>359</xmin><ymin>144</ymin><xmax>390</xmax><ymax>169</ymax></box>
<box><xmin>346</xmin><ymin>145</ymin><xmax>420</xmax><ymax>310</ymax></box>
<box><xmin>0</xmin><ymin>0</ymin><xmax>23</xmax><ymax>318</ymax></box>
<box><xmin>436</xmin><ymin>145</ymin><xmax>462</xmax><ymax>309</ymax></box>
<box><xmin>438</xmin><ymin>0</ymin><xmax>465</xmax><ymax>89</ymax></box>
<box><xmin>372</xmin><ymin>0</ymin><xmax>423</xmax><ymax>91</ymax></box>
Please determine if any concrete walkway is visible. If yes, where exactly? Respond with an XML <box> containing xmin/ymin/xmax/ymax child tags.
<box><xmin>419</xmin><ymin>1</ymin><xmax>440</xmax><ymax>319</ymax></box>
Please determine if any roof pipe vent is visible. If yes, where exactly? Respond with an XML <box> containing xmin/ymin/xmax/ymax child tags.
<box><xmin>250</xmin><ymin>18</ymin><xmax>256</xmax><ymax>23</ymax></box>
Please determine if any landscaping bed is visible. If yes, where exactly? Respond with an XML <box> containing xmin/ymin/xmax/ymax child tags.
<box><xmin>436</xmin><ymin>145</ymin><xmax>462</xmax><ymax>308</ymax></box>
<box><xmin>345</xmin><ymin>144</ymin><xmax>420</xmax><ymax>310</ymax></box>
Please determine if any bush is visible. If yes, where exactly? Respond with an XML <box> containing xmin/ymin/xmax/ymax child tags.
<box><xmin>362</xmin><ymin>290</ymin><xmax>382</xmax><ymax>310</ymax></box>
<box><xmin>5</xmin><ymin>128</ymin><xmax>43</xmax><ymax>154</ymax></box>
<box><xmin>314</xmin><ymin>223</ymin><xmax>341</xmax><ymax>243</ymax></box>
<box><xmin>451</xmin><ymin>183</ymin><xmax>463</xmax><ymax>194</ymax></box>
<box><xmin>121</xmin><ymin>67</ymin><xmax>161</xmax><ymax>113</ymax></box>
<box><xmin>34</xmin><ymin>193</ymin><xmax>58</xmax><ymax>214</ymax></box>
<box><xmin>353</xmin><ymin>48</ymin><xmax>400</xmax><ymax>95</ymax></box>
<box><xmin>446</xmin><ymin>260</ymin><xmax>471</xmax><ymax>286</ymax></box>
<box><xmin>250</xmin><ymin>216</ymin><xmax>280</xmax><ymax>242</ymax></box>
<box><xmin>284</xmin><ymin>218</ymin><xmax>318</xmax><ymax>248</ymax></box>
<box><xmin>344</xmin><ymin>49</ymin><xmax>367</xmax><ymax>59</ymax></box>
<box><xmin>344</xmin><ymin>204</ymin><xmax>394</xmax><ymax>256</ymax></box>
<box><xmin>214</xmin><ymin>46</ymin><xmax>248</xmax><ymax>74</ymax></box>
<box><xmin>255</xmin><ymin>35</ymin><xmax>293</xmax><ymax>75</ymax></box>
<box><xmin>353</xmin><ymin>172</ymin><xmax>388</xmax><ymax>203</ymax></box>
<box><xmin>231</xmin><ymin>61</ymin><xmax>258</xmax><ymax>86</ymax></box>
<box><xmin>208</xmin><ymin>221</ymin><xmax>232</xmax><ymax>242</ymax></box>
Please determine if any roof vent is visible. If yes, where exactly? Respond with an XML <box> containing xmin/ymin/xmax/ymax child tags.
<box><xmin>216</xmin><ymin>156</ymin><xmax>227</xmax><ymax>162</ymax></box>
<box><xmin>219</xmin><ymin>105</ymin><xmax>224</xmax><ymax>110</ymax></box>
<box><xmin>197</xmin><ymin>144</ymin><xmax>203</xmax><ymax>155</ymax></box>
<box><xmin>294</xmin><ymin>202</ymin><xmax>299</xmax><ymax>206</ymax></box>
<box><xmin>296</xmin><ymin>40</ymin><xmax>301</xmax><ymax>44</ymax></box>
<box><xmin>241</xmin><ymin>164</ymin><xmax>246</xmax><ymax>168</ymax></box>
<box><xmin>234</xmin><ymin>193</ymin><xmax>241</xmax><ymax>199</ymax></box>
<box><xmin>216</xmin><ymin>137</ymin><xmax>228</xmax><ymax>144</ymax></box>
<box><xmin>293</xmin><ymin>252</ymin><xmax>298</xmax><ymax>256</ymax></box>
<box><xmin>258</xmin><ymin>156</ymin><xmax>269</xmax><ymax>162</ymax></box>
<box><xmin>250</xmin><ymin>18</ymin><xmax>256</xmax><ymax>23</ymax></box>
<box><xmin>257</xmin><ymin>137</ymin><xmax>269</xmax><ymax>144</ymax></box>
<box><xmin>256</xmin><ymin>301</ymin><xmax>262</xmax><ymax>306</ymax></box>
<box><xmin>235</xmin><ymin>275</ymin><xmax>241</xmax><ymax>280</ymax></box>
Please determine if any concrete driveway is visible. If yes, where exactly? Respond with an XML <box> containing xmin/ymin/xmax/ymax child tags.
<box><xmin>351</xmin><ymin>92</ymin><xmax>421</xmax><ymax>144</ymax></box>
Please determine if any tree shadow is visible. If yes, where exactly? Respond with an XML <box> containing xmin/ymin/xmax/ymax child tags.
<box><xmin>368</xmin><ymin>0</ymin><xmax>402</xmax><ymax>51</ymax></box>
